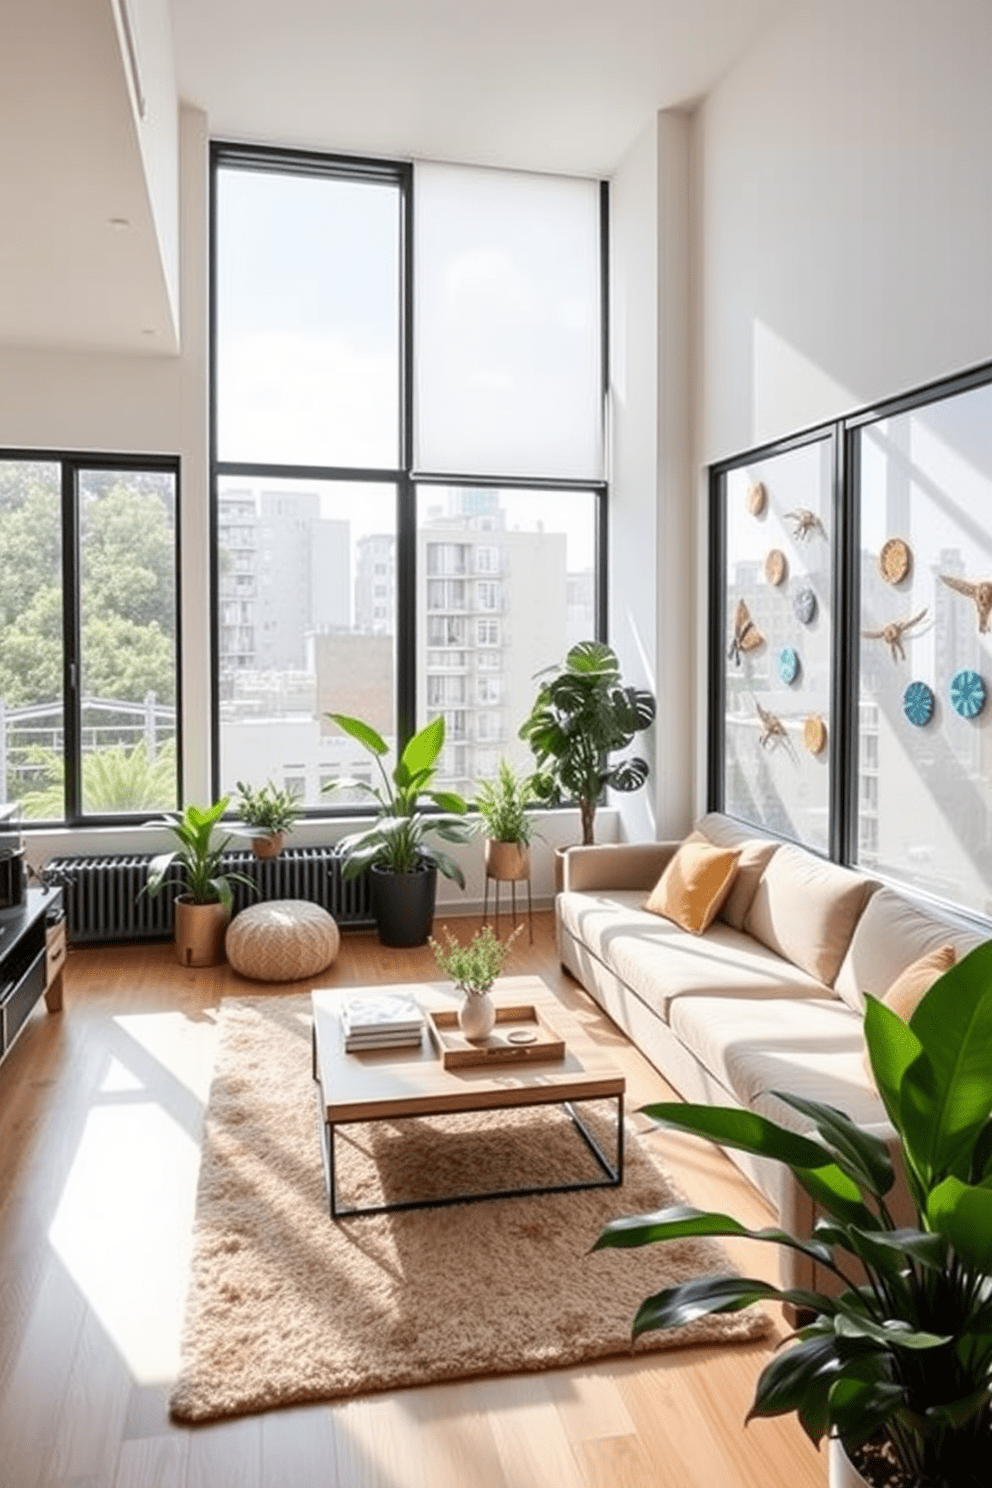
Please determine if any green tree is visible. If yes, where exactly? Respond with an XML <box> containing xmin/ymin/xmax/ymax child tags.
<box><xmin>18</xmin><ymin>740</ymin><xmax>178</xmax><ymax>819</ymax></box>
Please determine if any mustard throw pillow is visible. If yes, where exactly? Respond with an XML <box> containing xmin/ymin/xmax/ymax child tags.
<box><xmin>863</xmin><ymin>944</ymin><xmax>956</xmax><ymax>1085</ymax></box>
<box><xmin>644</xmin><ymin>841</ymin><xmax>740</xmax><ymax>936</ymax></box>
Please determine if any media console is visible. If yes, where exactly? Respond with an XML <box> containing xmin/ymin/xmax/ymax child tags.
<box><xmin>0</xmin><ymin>887</ymin><xmax>64</xmax><ymax>1066</ymax></box>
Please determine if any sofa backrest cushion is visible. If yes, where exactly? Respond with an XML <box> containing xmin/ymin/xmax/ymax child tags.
<box><xmin>693</xmin><ymin>813</ymin><xmax>780</xmax><ymax>930</ymax></box>
<box><xmin>644</xmin><ymin>840</ymin><xmax>741</xmax><ymax>935</ymax></box>
<box><xmin>743</xmin><ymin>843</ymin><xmax>876</xmax><ymax>986</ymax></box>
<box><xmin>834</xmin><ymin>885</ymin><xmax>985</xmax><ymax>1014</ymax></box>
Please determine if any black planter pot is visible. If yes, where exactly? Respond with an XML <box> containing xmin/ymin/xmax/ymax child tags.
<box><xmin>369</xmin><ymin>863</ymin><xmax>438</xmax><ymax>947</ymax></box>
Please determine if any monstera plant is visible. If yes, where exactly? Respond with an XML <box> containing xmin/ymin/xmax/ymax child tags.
<box><xmin>594</xmin><ymin>941</ymin><xmax>992</xmax><ymax>1488</ymax></box>
<box><xmin>519</xmin><ymin>640</ymin><xmax>656</xmax><ymax>846</ymax></box>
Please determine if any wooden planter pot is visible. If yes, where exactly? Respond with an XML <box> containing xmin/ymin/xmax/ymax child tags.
<box><xmin>484</xmin><ymin>839</ymin><xmax>530</xmax><ymax>882</ymax></box>
<box><xmin>174</xmin><ymin>897</ymin><xmax>230</xmax><ymax>967</ymax></box>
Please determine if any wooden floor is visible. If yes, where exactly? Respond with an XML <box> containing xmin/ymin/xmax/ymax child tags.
<box><xmin>0</xmin><ymin>912</ymin><xmax>825</xmax><ymax>1488</ymax></box>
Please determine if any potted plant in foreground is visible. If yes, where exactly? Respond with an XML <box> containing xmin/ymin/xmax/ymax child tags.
<box><xmin>519</xmin><ymin>641</ymin><xmax>655</xmax><ymax>885</ymax></box>
<box><xmin>145</xmin><ymin>798</ymin><xmax>256</xmax><ymax>966</ymax></box>
<box><xmin>234</xmin><ymin>778</ymin><xmax>302</xmax><ymax>859</ymax></box>
<box><xmin>593</xmin><ymin>942</ymin><xmax>992</xmax><ymax>1488</ymax></box>
<box><xmin>324</xmin><ymin>713</ymin><xmax>470</xmax><ymax>947</ymax></box>
<box><xmin>474</xmin><ymin>756</ymin><xmax>539</xmax><ymax>885</ymax></box>
<box><xmin>429</xmin><ymin>922</ymin><xmax>523</xmax><ymax>1040</ymax></box>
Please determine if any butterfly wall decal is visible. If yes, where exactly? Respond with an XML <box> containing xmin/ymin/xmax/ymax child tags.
<box><xmin>727</xmin><ymin>599</ymin><xmax>764</xmax><ymax>666</ymax></box>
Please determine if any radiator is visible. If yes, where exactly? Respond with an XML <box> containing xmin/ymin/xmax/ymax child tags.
<box><xmin>43</xmin><ymin>847</ymin><xmax>373</xmax><ymax>945</ymax></box>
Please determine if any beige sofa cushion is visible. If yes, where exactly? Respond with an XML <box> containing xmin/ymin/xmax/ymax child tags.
<box><xmin>668</xmin><ymin>993</ymin><xmax>890</xmax><ymax>1133</ymax></box>
<box><xmin>833</xmin><ymin>885</ymin><xmax>984</xmax><ymax>1014</ymax></box>
<box><xmin>557</xmin><ymin>889</ymin><xmax>831</xmax><ymax>1020</ymax></box>
<box><xmin>693</xmin><ymin>814</ymin><xmax>780</xmax><ymax>930</ymax></box>
<box><xmin>743</xmin><ymin>843</ymin><xmax>875</xmax><ymax>986</ymax></box>
<box><xmin>644</xmin><ymin>840</ymin><xmax>740</xmax><ymax>934</ymax></box>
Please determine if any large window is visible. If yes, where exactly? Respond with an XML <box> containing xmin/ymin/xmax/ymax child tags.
<box><xmin>710</xmin><ymin>361</ymin><xmax>992</xmax><ymax>924</ymax></box>
<box><xmin>0</xmin><ymin>455</ymin><xmax>179</xmax><ymax>822</ymax></box>
<box><xmin>212</xmin><ymin>146</ymin><xmax>606</xmax><ymax>805</ymax></box>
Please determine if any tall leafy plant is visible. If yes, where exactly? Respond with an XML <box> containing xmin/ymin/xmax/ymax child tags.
<box><xmin>145</xmin><ymin>797</ymin><xmax>255</xmax><ymax>911</ymax></box>
<box><xmin>324</xmin><ymin>714</ymin><xmax>470</xmax><ymax>884</ymax></box>
<box><xmin>594</xmin><ymin>942</ymin><xmax>992</xmax><ymax>1487</ymax></box>
<box><xmin>519</xmin><ymin>640</ymin><xmax>656</xmax><ymax>845</ymax></box>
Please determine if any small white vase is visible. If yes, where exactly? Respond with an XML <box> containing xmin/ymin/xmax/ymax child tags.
<box><xmin>458</xmin><ymin>988</ymin><xmax>496</xmax><ymax>1042</ymax></box>
<box><xmin>828</xmin><ymin>1438</ymin><xmax>871</xmax><ymax>1488</ymax></box>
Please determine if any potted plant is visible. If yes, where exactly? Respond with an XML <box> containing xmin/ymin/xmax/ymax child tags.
<box><xmin>323</xmin><ymin>713</ymin><xmax>470</xmax><ymax>947</ymax></box>
<box><xmin>429</xmin><ymin>922</ymin><xmax>523</xmax><ymax>1040</ymax></box>
<box><xmin>145</xmin><ymin>797</ymin><xmax>256</xmax><ymax>966</ymax></box>
<box><xmin>593</xmin><ymin>942</ymin><xmax>992</xmax><ymax>1488</ymax></box>
<box><xmin>234</xmin><ymin>778</ymin><xmax>302</xmax><ymax>859</ymax></box>
<box><xmin>519</xmin><ymin>640</ymin><xmax>656</xmax><ymax>887</ymax></box>
<box><xmin>473</xmin><ymin>756</ymin><xmax>539</xmax><ymax>885</ymax></box>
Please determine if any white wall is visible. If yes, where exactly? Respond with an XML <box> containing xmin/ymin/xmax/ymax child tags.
<box><xmin>609</xmin><ymin>110</ymin><xmax>695</xmax><ymax>841</ymax></box>
<box><xmin>697</xmin><ymin>0</ymin><xmax>992</xmax><ymax>464</ymax></box>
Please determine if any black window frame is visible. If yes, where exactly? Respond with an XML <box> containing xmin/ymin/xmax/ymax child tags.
<box><xmin>0</xmin><ymin>447</ymin><xmax>183</xmax><ymax>827</ymax></box>
<box><xmin>707</xmin><ymin>355</ymin><xmax>992</xmax><ymax>926</ymax></box>
<box><xmin>209</xmin><ymin>143</ymin><xmax>609</xmax><ymax>811</ymax></box>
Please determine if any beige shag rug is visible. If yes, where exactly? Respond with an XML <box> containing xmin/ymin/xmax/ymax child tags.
<box><xmin>170</xmin><ymin>994</ymin><xmax>771</xmax><ymax>1422</ymax></box>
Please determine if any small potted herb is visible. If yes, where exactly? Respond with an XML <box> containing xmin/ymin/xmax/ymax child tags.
<box><xmin>429</xmin><ymin>923</ymin><xmax>523</xmax><ymax>1040</ymax></box>
<box><xmin>235</xmin><ymin>779</ymin><xmax>302</xmax><ymax>859</ymax></box>
<box><xmin>473</xmin><ymin>757</ymin><xmax>539</xmax><ymax>884</ymax></box>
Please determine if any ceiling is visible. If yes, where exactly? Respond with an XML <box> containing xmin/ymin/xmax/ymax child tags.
<box><xmin>0</xmin><ymin>0</ymin><xmax>790</xmax><ymax>357</ymax></box>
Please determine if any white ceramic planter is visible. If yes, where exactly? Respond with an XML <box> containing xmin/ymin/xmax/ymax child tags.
<box><xmin>458</xmin><ymin>989</ymin><xmax>496</xmax><ymax>1042</ymax></box>
<box><xmin>828</xmin><ymin>1438</ymin><xmax>871</xmax><ymax>1488</ymax></box>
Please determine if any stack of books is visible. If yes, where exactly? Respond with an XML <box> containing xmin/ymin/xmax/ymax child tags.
<box><xmin>339</xmin><ymin>991</ymin><xmax>425</xmax><ymax>1053</ymax></box>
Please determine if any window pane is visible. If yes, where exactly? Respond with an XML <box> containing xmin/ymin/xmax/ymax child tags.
<box><xmin>856</xmin><ymin>384</ymin><xmax>992</xmax><ymax>916</ymax></box>
<box><xmin>417</xmin><ymin>485</ymin><xmax>597</xmax><ymax>795</ymax></box>
<box><xmin>78</xmin><ymin>470</ymin><xmax>178</xmax><ymax>815</ymax></box>
<box><xmin>0</xmin><ymin>461</ymin><xmax>63</xmax><ymax>818</ymax></box>
<box><xmin>415</xmin><ymin>163</ymin><xmax>602</xmax><ymax>480</ymax></box>
<box><xmin>216</xmin><ymin>167</ymin><xmax>401</xmax><ymax>469</ymax></box>
<box><xmin>218</xmin><ymin>477</ymin><xmax>397</xmax><ymax>807</ymax></box>
<box><xmin>722</xmin><ymin>439</ymin><xmax>834</xmax><ymax>853</ymax></box>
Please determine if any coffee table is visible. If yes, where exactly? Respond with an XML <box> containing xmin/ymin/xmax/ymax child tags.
<box><xmin>311</xmin><ymin>975</ymin><xmax>626</xmax><ymax>1218</ymax></box>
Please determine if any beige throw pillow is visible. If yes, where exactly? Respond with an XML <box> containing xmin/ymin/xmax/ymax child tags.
<box><xmin>644</xmin><ymin>840</ymin><xmax>740</xmax><ymax>936</ymax></box>
<box><xmin>863</xmin><ymin>944</ymin><xmax>957</xmax><ymax>1085</ymax></box>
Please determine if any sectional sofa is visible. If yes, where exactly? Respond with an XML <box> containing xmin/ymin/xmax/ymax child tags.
<box><xmin>556</xmin><ymin>813</ymin><xmax>985</xmax><ymax>1292</ymax></box>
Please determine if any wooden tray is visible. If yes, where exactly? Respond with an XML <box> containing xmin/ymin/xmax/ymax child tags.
<box><xmin>427</xmin><ymin>1003</ymin><xmax>566</xmax><ymax>1069</ymax></box>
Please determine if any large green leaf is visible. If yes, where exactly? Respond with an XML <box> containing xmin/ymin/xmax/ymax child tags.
<box><xmin>907</xmin><ymin>942</ymin><xmax>992</xmax><ymax>1180</ymax></box>
<box><xmin>326</xmin><ymin>713</ymin><xmax>389</xmax><ymax>756</ymax></box>
<box><xmin>848</xmin><ymin>1225</ymin><xmax>947</xmax><ymax>1271</ymax></box>
<box><xmin>562</xmin><ymin>639</ymin><xmax>620</xmax><ymax>679</ymax></box>
<box><xmin>593</xmin><ymin>1204</ymin><xmax>834</xmax><ymax>1266</ymax></box>
<box><xmin>630</xmin><ymin>1274</ymin><xmax>828</xmax><ymax>1338</ymax></box>
<box><xmin>773</xmin><ymin>1092</ymin><xmax>895</xmax><ymax>1197</ymax></box>
<box><xmin>827</xmin><ymin>1373</ymin><xmax>906</xmax><ymax>1446</ymax></box>
<box><xmin>833</xmin><ymin>1306</ymin><xmax>951</xmax><ymax>1350</ymax></box>
<box><xmin>927</xmin><ymin>1176</ymin><xmax>992</xmax><ymax>1271</ymax></box>
<box><xmin>862</xmin><ymin>994</ymin><xmax>923</xmax><ymax>1136</ymax></box>
<box><xmin>747</xmin><ymin>1336</ymin><xmax>843</xmax><ymax>1422</ymax></box>
<box><xmin>794</xmin><ymin>1165</ymin><xmax>877</xmax><ymax>1229</ymax></box>
<box><xmin>640</xmin><ymin>1101</ymin><xmax>835</xmax><ymax>1169</ymax></box>
<box><xmin>399</xmin><ymin>715</ymin><xmax>446</xmax><ymax>780</ymax></box>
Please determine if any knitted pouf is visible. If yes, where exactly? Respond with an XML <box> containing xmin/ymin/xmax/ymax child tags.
<box><xmin>226</xmin><ymin>899</ymin><xmax>340</xmax><ymax>983</ymax></box>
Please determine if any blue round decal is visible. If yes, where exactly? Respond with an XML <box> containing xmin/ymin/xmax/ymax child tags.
<box><xmin>778</xmin><ymin>647</ymin><xmax>800</xmax><ymax>685</ymax></box>
<box><xmin>950</xmin><ymin>669</ymin><xmax>986</xmax><ymax>719</ymax></box>
<box><xmin>902</xmin><ymin>681</ymin><xmax>934</xmax><ymax>727</ymax></box>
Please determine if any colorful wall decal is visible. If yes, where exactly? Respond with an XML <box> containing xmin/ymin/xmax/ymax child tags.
<box><xmin>746</xmin><ymin>480</ymin><xmax>767</xmax><ymax>516</ymax></box>
<box><xmin>902</xmin><ymin>680</ymin><xmax>934</xmax><ymax>727</ymax></box>
<box><xmin>802</xmin><ymin>714</ymin><xmax>827</xmax><ymax>755</ymax></box>
<box><xmin>793</xmin><ymin>586</ymin><xmax>817</xmax><ymax>625</ymax></box>
<box><xmin>778</xmin><ymin>646</ymin><xmax>800</xmax><ymax>685</ymax></box>
<box><xmin>950</xmin><ymin>669</ymin><xmax>986</xmax><ymax>719</ymax></box>
<box><xmin>879</xmin><ymin>537</ymin><xmax>912</xmax><ymax>585</ymax></box>
<box><xmin>861</xmin><ymin>606</ymin><xmax>929</xmax><ymax>662</ymax></box>
<box><xmin>939</xmin><ymin>574</ymin><xmax>992</xmax><ymax>634</ymax></box>
<box><xmin>764</xmin><ymin>548</ymin><xmax>787</xmax><ymax>586</ymax></box>
<box><xmin>727</xmin><ymin>598</ymin><xmax>764</xmax><ymax>666</ymax></box>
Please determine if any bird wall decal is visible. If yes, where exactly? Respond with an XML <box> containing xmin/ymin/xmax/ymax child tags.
<box><xmin>861</xmin><ymin>607</ymin><xmax>929</xmax><ymax>662</ymax></box>
<box><xmin>755</xmin><ymin>699</ymin><xmax>787</xmax><ymax>748</ymax></box>
<box><xmin>939</xmin><ymin>573</ymin><xmax>992</xmax><ymax>634</ymax></box>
